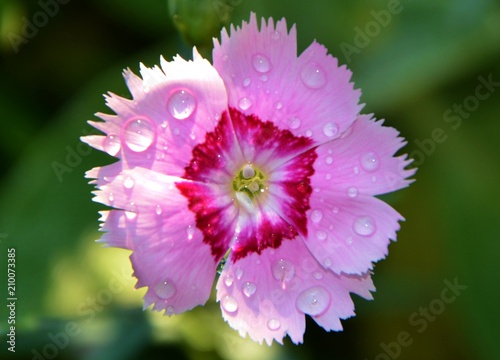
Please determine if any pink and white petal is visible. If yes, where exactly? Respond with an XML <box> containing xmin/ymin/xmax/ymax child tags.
<box><xmin>216</xmin><ymin>239</ymin><xmax>374</xmax><ymax>345</ymax></box>
<box><xmin>213</xmin><ymin>13</ymin><xmax>361</xmax><ymax>145</ymax></box>
<box><xmin>88</xmin><ymin>165</ymin><xmax>219</xmax><ymax>314</ymax></box>
<box><xmin>84</xmin><ymin>48</ymin><xmax>228</xmax><ymax>177</ymax></box>
<box><xmin>305</xmin><ymin>193</ymin><xmax>403</xmax><ymax>275</ymax></box>
<box><xmin>314</xmin><ymin>115</ymin><xmax>416</xmax><ymax>197</ymax></box>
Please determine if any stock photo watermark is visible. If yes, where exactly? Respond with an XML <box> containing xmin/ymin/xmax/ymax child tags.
<box><xmin>8</xmin><ymin>0</ymin><xmax>71</xmax><ymax>54</ymax></box>
<box><xmin>409</xmin><ymin>73</ymin><xmax>499</xmax><ymax>168</ymax></box>
<box><xmin>340</xmin><ymin>0</ymin><xmax>404</xmax><ymax>63</ymax></box>
<box><xmin>52</xmin><ymin>129</ymin><xmax>92</xmax><ymax>182</ymax></box>
<box><xmin>30</xmin><ymin>268</ymin><xmax>132</xmax><ymax>360</ymax></box>
<box><xmin>3</xmin><ymin>235</ymin><xmax>17</xmax><ymax>354</ymax></box>
<box><xmin>365</xmin><ymin>277</ymin><xmax>467</xmax><ymax>360</ymax></box>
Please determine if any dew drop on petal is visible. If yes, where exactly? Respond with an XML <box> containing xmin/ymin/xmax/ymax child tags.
<box><xmin>167</xmin><ymin>89</ymin><xmax>196</xmax><ymax>120</ymax></box>
<box><xmin>347</xmin><ymin>187</ymin><xmax>358</xmax><ymax>198</ymax></box>
<box><xmin>252</xmin><ymin>53</ymin><xmax>271</xmax><ymax>73</ymax></box>
<box><xmin>323</xmin><ymin>258</ymin><xmax>332</xmax><ymax>267</ymax></box>
<box><xmin>224</xmin><ymin>275</ymin><xmax>234</xmax><ymax>288</ymax></box>
<box><xmin>360</xmin><ymin>152</ymin><xmax>380</xmax><ymax>172</ymax></box>
<box><xmin>216</xmin><ymin>154</ymin><xmax>227</xmax><ymax>168</ymax></box>
<box><xmin>287</xmin><ymin>116</ymin><xmax>301</xmax><ymax>129</ymax></box>
<box><xmin>313</xmin><ymin>271</ymin><xmax>323</xmax><ymax>280</ymax></box>
<box><xmin>325</xmin><ymin>156</ymin><xmax>333</xmax><ymax>165</ymax></box>
<box><xmin>122</xmin><ymin>118</ymin><xmax>156</xmax><ymax>152</ymax></box>
<box><xmin>123</xmin><ymin>176</ymin><xmax>135</xmax><ymax>189</ymax></box>
<box><xmin>108</xmin><ymin>192</ymin><xmax>114</xmax><ymax>204</ymax></box>
<box><xmin>125</xmin><ymin>202</ymin><xmax>137</xmax><ymax>221</ymax></box>
<box><xmin>275</xmin><ymin>101</ymin><xmax>283</xmax><ymax>110</ymax></box>
<box><xmin>154</xmin><ymin>280</ymin><xmax>176</xmax><ymax>299</ymax></box>
<box><xmin>300</xmin><ymin>62</ymin><xmax>327</xmax><ymax>89</ymax></box>
<box><xmin>315</xmin><ymin>230</ymin><xmax>327</xmax><ymax>240</ymax></box>
<box><xmin>243</xmin><ymin>77</ymin><xmax>251</xmax><ymax>87</ymax></box>
<box><xmin>221</xmin><ymin>295</ymin><xmax>238</xmax><ymax>313</ymax></box>
<box><xmin>186</xmin><ymin>225</ymin><xmax>195</xmax><ymax>240</ymax></box>
<box><xmin>310</xmin><ymin>209</ymin><xmax>323</xmax><ymax>223</ymax></box>
<box><xmin>267</xmin><ymin>318</ymin><xmax>281</xmax><ymax>330</ymax></box>
<box><xmin>165</xmin><ymin>305</ymin><xmax>175</xmax><ymax>316</ymax></box>
<box><xmin>259</xmin><ymin>74</ymin><xmax>269</xmax><ymax>82</ymax></box>
<box><xmin>238</xmin><ymin>97</ymin><xmax>253</xmax><ymax>110</ymax></box>
<box><xmin>103</xmin><ymin>134</ymin><xmax>121</xmax><ymax>156</ymax></box>
<box><xmin>332</xmin><ymin>207</ymin><xmax>339</xmax><ymax>213</ymax></box>
<box><xmin>155</xmin><ymin>205</ymin><xmax>162</xmax><ymax>216</ymax></box>
<box><xmin>296</xmin><ymin>286</ymin><xmax>331</xmax><ymax>316</ymax></box>
<box><xmin>271</xmin><ymin>31</ymin><xmax>280</xmax><ymax>40</ymax></box>
<box><xmin>235</xmin><ymin>267</ymin><xmax>244</xmax><ymax>280</ymax></box>
<box><xmin>242</xmin><ymin>282</ymin><xmax>257</xmax><ymax>297</ymax></box>
<box><xmin>323</xmin><ymin>122</ymin><xmax>338</xmax><ymax>137</ymax></box>
<box><xmin>325</xmin><ymin>173</ymin><xmax>332</xmax><ymax>180</ymax></box>
<box><xmin>272</xmin><ymin>259</ymin><xmax>295</xmax><ymax>282</ymax></box>
<box><xmin>353</xmin><ymin>216</ymin><xmax>376</xmax><ymax>236</ymax></box>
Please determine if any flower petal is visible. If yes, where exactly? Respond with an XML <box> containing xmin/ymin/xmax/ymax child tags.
<box><xmin>312</xmin><ymin>115</ymin><xmax>416</xmax><ymax>197</ymax></box>
<box><xmin>216</xmin><ymin>239</ymin><xmax>374</xmax><ymax>345</ymax></box>
<box><xmin>213</xmin><ymin>13</ymin><xmax>361</xmax><ymax>144</ymax></box>
<box><xmin>82</xmin><ymin>48</ymin><xmax>228</xmax><ymax>177</ymax></box>
<box><xmin>88</xmin><ymin>165</ymin><xmax>218</xmax><ymax>314</ymax></box>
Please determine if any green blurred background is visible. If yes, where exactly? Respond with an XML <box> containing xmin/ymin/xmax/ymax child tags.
<box><xmin>0</xmin><ymin>0</ymin><xmax>499</xmax><ymax>359</ymax></box>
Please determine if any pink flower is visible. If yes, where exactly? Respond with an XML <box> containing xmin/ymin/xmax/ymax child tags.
<box><xmin>82</xmin><ymin>14</ymin><xmax>415</xmax><ymax>345</ymax></box>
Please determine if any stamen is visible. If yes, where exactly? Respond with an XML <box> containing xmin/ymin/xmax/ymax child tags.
<box><xmin>242</xmin><ymin>164</ymin><xmax>255</xmax><ymax>179</ymax></box>
<box><xmin>235</xmin><ymin>191</ymin><xmax>256</xmax><ymax>213</ymax></box>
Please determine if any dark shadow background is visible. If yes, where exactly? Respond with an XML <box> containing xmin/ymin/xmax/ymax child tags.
<box><xmin>0</xmin><ymin>0</ymin><xmax>499</xmax><ymax>359</ymax></box>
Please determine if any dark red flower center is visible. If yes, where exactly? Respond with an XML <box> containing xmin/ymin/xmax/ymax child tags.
<box><xmin>176</xmin><ymin>108</ymin><xmax>317</xmax><ymax>262</ymax></box>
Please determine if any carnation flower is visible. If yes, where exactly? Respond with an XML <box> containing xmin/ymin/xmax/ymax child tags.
<box><xmin>82</xmin><ymin>13</ymin><xmax>415</xmax><ymax>345</ymax></box>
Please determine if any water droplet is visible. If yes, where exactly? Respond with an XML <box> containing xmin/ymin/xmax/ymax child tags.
<box><xmin>310</xmin><ymin>209</ymin><xmax>323</xmax><ymax>223</ymax></box>
<box><xmin>296</xmin><ymin>286</ymin><xmax>331</xmax><ymax>315</ymax></box>
<box><xmin>287</xmin><ymin>117</ymin><xmax>301</xmax><ymax>129</ymax></box>
<box><xmin>332</xmin><ymin>207</ymin><xmax>339</xmax><ymax>213</ymax></box>
<box><xmin>242</xmin><ymin>282</ymin><xmax>257</xmax><ymax>297</ymax></box>
<box><xmin>252</xmin><ymin>53</ymin><xmax>271</xmax><ymax>73</ymax></box>
<box><xmin>238</xmin><ymin>97</ymin><xmax>252</xmax><ymax>110</ymax></box>
<box><xmin>323</xmin><ymin>122</ymin><xmax>338</xmax><ymax>137</ymax></box>
<box><xmin>221</xmin><ymin>295</ymin><xmax>238</xmax><ymax>313</ymax></box>
<box><xmin>315</xmin><ymin>230</ymin><xmax>327</xmax><ymax>240</ymax></box>
<box><xmin>305</xmin><ymin>130</ymin><xmax>313</xmax><ymax>137</ymax></box>
<box><xmin>259</xmin><ymin>74</ymin><xmax>269</xmax><ymax>82</ymax></box>
<box><xmin>325</xmin><ymin>156</ymin><xmax>333</xmax><ymax>165</ymax></box>
<box><xmin>275</xmin><ymin>101</ymin><xmax>283</xmax><ymax>110</ymax></box>
<box><xmin>123</xmin><ymin>176</ymin><xmax>135</xmax><ymax>189</ymax></box>
<box><xmin>155</xmin><ymin>205</ymin><xmax>162</xmax><ymax>216</ymax></box>
<box><xmin>360</xmin><ymin>152</ymin><xmax>379</xmax><ymax>172</ymax></box>
<box><xmin>167</xmin><ymin>89</ymin><xmax>196</xmax><ymax>120</ymax></box>
<box><xmin>325</xmin><ymin>173</ymin><xmax>332</xmax><ymax>180</ymax></box>
<box><xmin>125</xmin><ymin>202</ymin><xmax>137</xmax><ymax>221</ymax></box>
<box><xmin>224</xmin><ymin>274</ymin><xmax>234</xmax><ymax>287</ymax></box>
<box><xmin>313</xmin><ymin>271</ymin><xmax>323</xmax><ymax>280</ymax></box>
<box><xmin>272</xmin><ymin>259</ymin><xmax>295</xmax><ymax>282</ymax></box>
<box><xmin>345</xmin><ymin>237</ymin><xmax>353</xmax><ymax>245</ymax></box>
<box><xmin>216</xmin><ymin>154</ymin><xmax>227</xmax><ymax>168</ymax></box>
<box><xmin>271</xmin><ymin>31</ymin><xmax>280</xmax><ymax>40</ymax></box>
<box><xmin>243</xmin><ymin>77</ymin><xmax>251</xmax><ymax>87</ymax></box>
<box><xmin>353</xmin><ymin>216</ymin><xmax>376</xmax><ymax>236</ymax></box>
<box><xmin>108</xmin><ymin>192</ymin><xmax>114</xmax><ymax>204</ymax></box>
<box><xmin>300</xmin><ymin>62</ymin><xmax>327</xmax><ymax>89</ymax></box>
<box><xmin>347</xmin><ymin>187</ymin><xmax>358</xmax><ymax>198</ymax></box>
<box><xmin>186</xmin><ymin>225</ymin><xmax>195</xmax><ymax>240</ymax></box>
<box><xmin>267</xmin><ymin>318</ymin><xmax>281</xmax><ymax>330</ymax></box>
<box><xmin>235</xmin><ymin>267</ymin><xmax>243</xmax><ymax>280</ymax></box>
<box><xmin>103</xmin><ymin>134</ymin><xmax>121</xmax><ymax>156</ymax></box>
<box><xmin>189</xmin><ymin>132</ymin><xmax>196</xmax><ymax>140</ymax></box>
<box><xmin>122</xmin><ymin>118</ymin><xmax>156</xmax><ymax>152</ymax></box>
<box><xmin>323</xmin><ymin>258</ymin><xmax>332</xmax><ymax>267</ymax></box>
<box><xmin>154</xmin><ymin>280</ymin><xmax>176</xmax><ymax>299</ymax></box>
<box><xmin>165</xmin><ymin>305</ymin><xmax>175</xmax><ymax>316</ymax></box>
<box><xmin>161</xmin><ymin>121</ymin><xmax>168</xmax><ymax>129</ymax></box>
